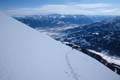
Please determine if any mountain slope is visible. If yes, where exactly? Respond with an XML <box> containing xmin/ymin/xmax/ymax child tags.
<box><xmin>0</xmin><ymin>12</ymin><xmax>120</xmax><ymax>80</ymax></box>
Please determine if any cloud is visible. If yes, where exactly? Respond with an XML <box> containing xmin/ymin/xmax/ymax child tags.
<box><xmin>4</xmin><ymin>3</ymin><xmax>120</xmax><ymax>16</ymax></box>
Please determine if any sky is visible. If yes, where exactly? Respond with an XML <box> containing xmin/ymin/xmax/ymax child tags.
<box><xmin>0</xmin><ymin>0</ymin><xmax>120</xmax><ymax>15</ymax></box>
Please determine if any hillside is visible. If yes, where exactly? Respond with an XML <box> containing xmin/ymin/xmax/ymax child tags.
<box><xmin>0</xmin><ymin>12</ymin><xmax>120</xmax><ymax>80</ymax></box>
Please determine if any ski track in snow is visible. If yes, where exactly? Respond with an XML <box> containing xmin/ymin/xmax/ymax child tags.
<box><xmin>65</xmin><ymin>49</ymin><xmax>89</xmax><ymax>80</ymax></box>
<box><xmin>65</xmin><ymin>50</ymin><xmax>79</xmax><ymax>80</ymax></box>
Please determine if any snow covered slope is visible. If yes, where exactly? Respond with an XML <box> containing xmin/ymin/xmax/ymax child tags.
<box><xmin>0</xmin><ymin>12</ymin><xmax>120</xmax><ymax>80</ymax></box>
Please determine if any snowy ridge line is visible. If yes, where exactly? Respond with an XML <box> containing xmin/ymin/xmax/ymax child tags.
<box><xmin>88</xmin><ymin>49</ymin><xmax>120</xmax><ymax>66</ymax></box>
<box><xmin>62</xmin><ymin>42</ymin><xmax>120</xmax><ymax>75</ymax></box>
<box><xmin>86</xmin><ymin>49</ymin><xmax>120</xmax><ymax>74</ymax></box>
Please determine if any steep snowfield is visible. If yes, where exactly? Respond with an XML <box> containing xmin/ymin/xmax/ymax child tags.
<box><xmin>0</xmin><ymin>12</ymin><xmax>120</xmax><ymax>80</ymax></box>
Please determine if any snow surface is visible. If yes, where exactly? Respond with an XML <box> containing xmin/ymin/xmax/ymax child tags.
<box><xmin>88</xmin><ymin>49</ymin><xmax>120</xmax><ymax>66</ymax></box>
<box><xmin>0</xmin><ymin>12</ymin><xmax>120</xmax><ymax>80</ymax></box>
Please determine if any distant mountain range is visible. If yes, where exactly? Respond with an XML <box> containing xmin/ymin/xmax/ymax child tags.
<box><xmin>14</xmin><ymin>14</ymin><xmax>120</xmax><ymax>75</ymax></box>
<box><xmin>14</xmin><ymin>14</ymin><xmax>114</xmax><ymax>28</ymax></box>
<box><xmin>60</xmin><ymin>16</ymin><xmax>120</xmax><ymax>57</ymax></box>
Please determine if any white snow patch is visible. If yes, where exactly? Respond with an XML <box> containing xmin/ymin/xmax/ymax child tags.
<box><xmin>92</xmin><ymin>32</ymin><xmax>99</xmax><ymax>35</ymax></box>
<box><xmin>57</xmin><ymin>21</ymin><xmax>65</xmax><ymax>24</ymax></box>
<box><xmin>73</xmin><ymin>16</ymin><xmax>77</xmax><ymax>18</ymax></box>
<box><xmin>60</xmin><ymin>15</ymin><xmax>66</xmax><ymax>18</ymax></box>
<box><xmin>88</xmin><ymin>49</ymin><xmax>120</xmax><ymax>66</ymax></box>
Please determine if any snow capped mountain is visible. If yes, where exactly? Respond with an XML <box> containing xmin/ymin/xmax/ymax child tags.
<box><xmin>14</xmin><ymin>14</ymin><xmax>94</xmax><ymax>28</ymax></box>
<box><xmin>0</xmin><ymin>12</ymin><xmax>120</xmax><ymax>80</ymax></box>
<box><xmin>13</xmin><ymin>14</ymin><xmax>120</xmax><ymax>75</ymax></box>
